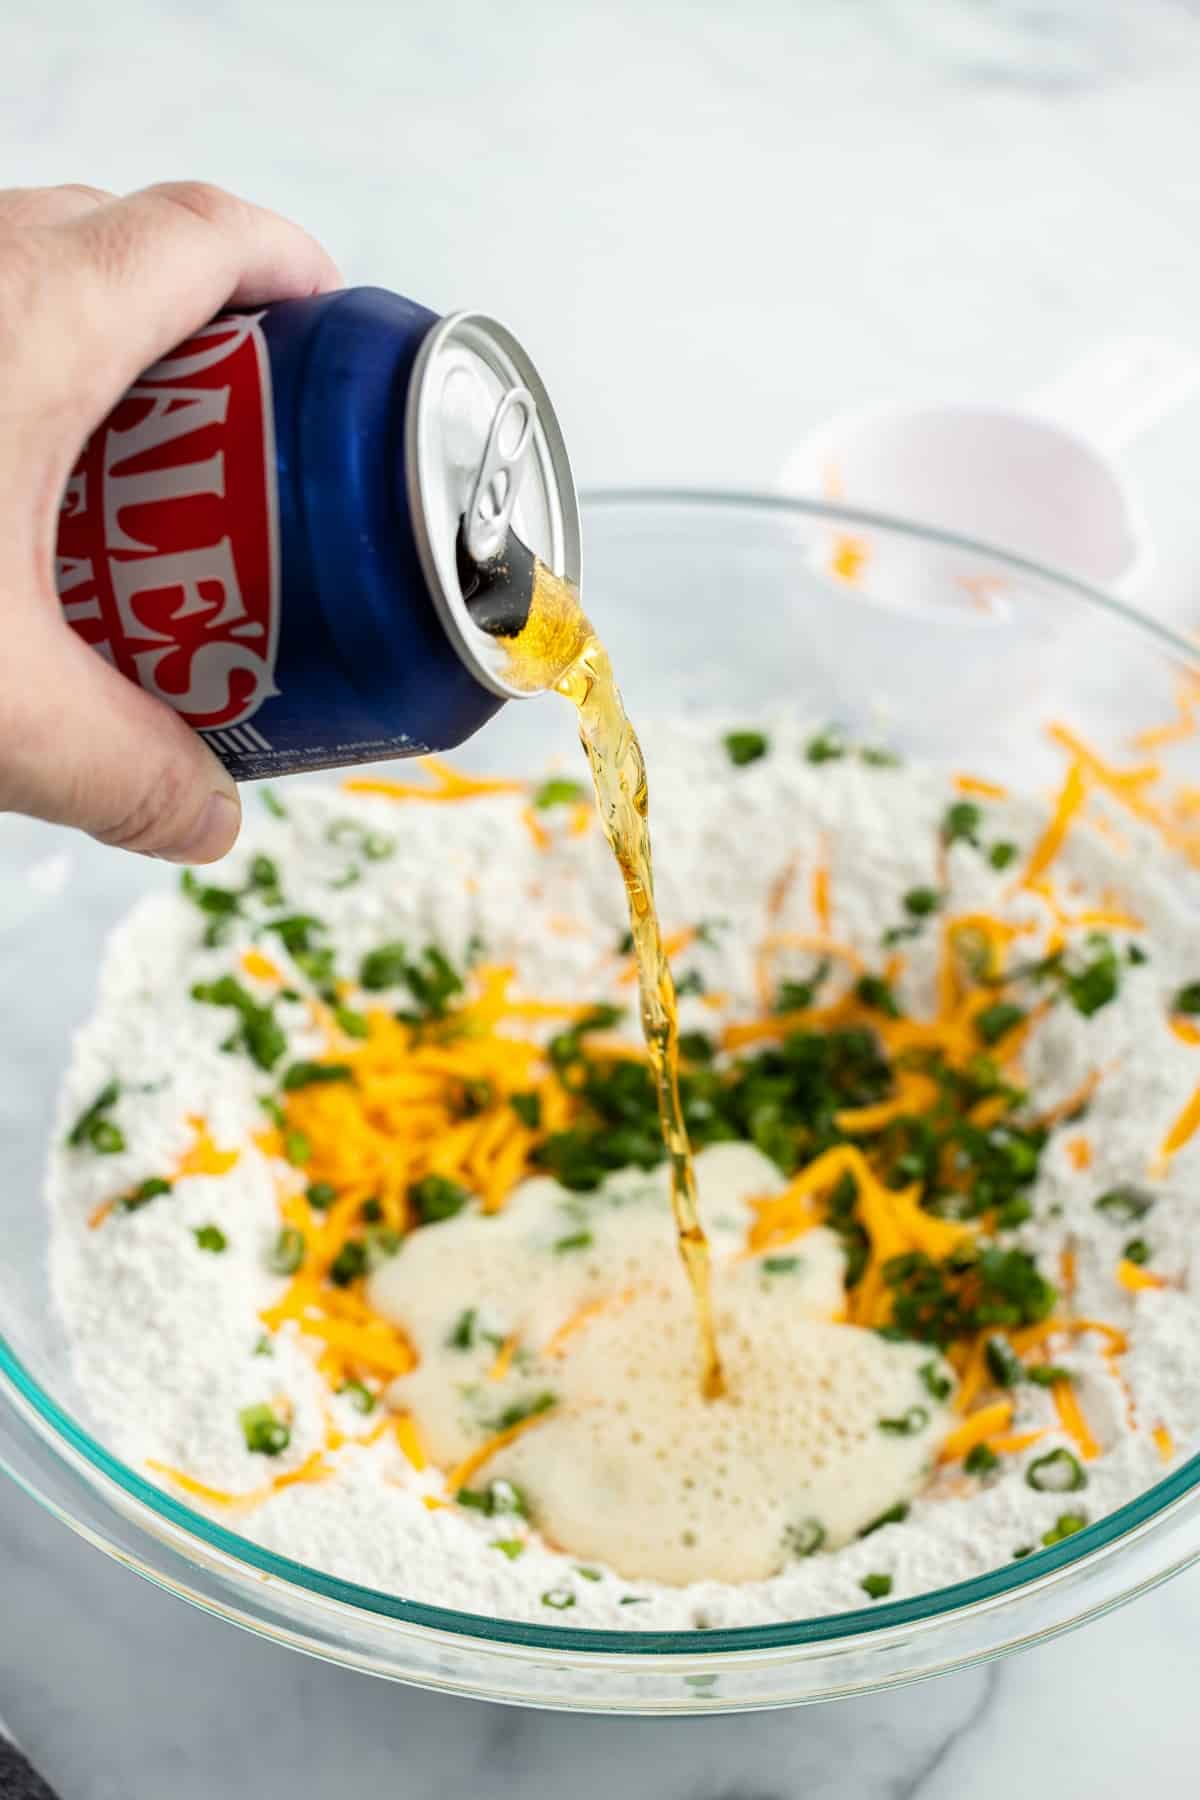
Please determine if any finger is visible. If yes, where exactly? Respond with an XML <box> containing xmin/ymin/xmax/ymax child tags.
<box><xmin>0</xmin><ymin>618</ymin><xmax>241</xmax><ymax>863</ymax></box>
<box><xmin>0</xmin><ymin>183</ymin><xmax>113</xmax><ymax>226</ymax></box>
<box><xmin>56</xmin><ymin>181</ymin><xmax>343</xmax><ymax>411</ymax></box>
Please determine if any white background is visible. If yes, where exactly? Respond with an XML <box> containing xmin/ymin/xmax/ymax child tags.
<box><xmin>4</xmin><ymin>2</ymin><xmax>1200</xmax><ymax>1793</ymax></box>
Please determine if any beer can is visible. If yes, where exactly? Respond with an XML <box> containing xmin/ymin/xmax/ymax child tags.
<box><xmin>55</xmin><ymin>288</ymin><xmax>581</xmax><ymax>780</ymax></box>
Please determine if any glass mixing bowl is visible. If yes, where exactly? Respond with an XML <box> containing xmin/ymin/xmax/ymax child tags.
<box><xmin>4</xmin><ymin>490</ymin><xmax>1200</xmax><ymax>1713</ymax></box>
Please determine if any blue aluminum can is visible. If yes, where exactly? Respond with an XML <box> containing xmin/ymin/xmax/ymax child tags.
<box><xmin>55</xmin><ymin>288</ymin><xmax>580</xmax><ymax>780</ymax></box>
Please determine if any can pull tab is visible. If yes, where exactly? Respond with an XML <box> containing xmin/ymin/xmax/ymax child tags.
<box><xmin>463</xmin><ymin>385</ymin><xmax>536</xmax><ymax>565</ymax></box>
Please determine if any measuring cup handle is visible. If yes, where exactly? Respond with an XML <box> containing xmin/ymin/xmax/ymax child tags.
<box><xmin>1029</xmin><ymin>335</ymin><xmax>1200</xmax><ymax>453</ymax></box>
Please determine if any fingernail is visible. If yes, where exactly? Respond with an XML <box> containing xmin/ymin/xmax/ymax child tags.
<box><xmin>159</xmin><ymin>791</ymin><xmax>242</xmax><ymax>865</ymax></box>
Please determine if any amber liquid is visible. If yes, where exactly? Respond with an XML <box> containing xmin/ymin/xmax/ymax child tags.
<box><xmin>500</xmin><ymin>566</ymin><xmax>724</xmax><ymax>1398</ymax></box>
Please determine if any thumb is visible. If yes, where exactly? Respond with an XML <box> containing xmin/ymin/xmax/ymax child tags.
<box><xmin>1</xmin><ymin>617</ymin><xmax>241</xmax><ymax>862</ymax></box>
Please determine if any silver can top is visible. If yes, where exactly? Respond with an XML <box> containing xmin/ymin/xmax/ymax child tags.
<box><xmin>405</xmin><ymin>311</ymin><xmax>581</xmax><ymax>701</ymax></box>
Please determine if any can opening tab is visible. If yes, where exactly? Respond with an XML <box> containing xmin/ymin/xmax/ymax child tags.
<box><xmin>462</xmin><ymin>384</ymin><xmax>536</xmax><ymax>565</ymax></box>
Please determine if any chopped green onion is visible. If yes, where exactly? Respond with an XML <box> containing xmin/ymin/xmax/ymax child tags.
<box><xmin>491</xmin><ymin>1538</ymin><xmax>526</xmax><ymax>1560</ymax></box>
<box><xmin>239</xmin><ymin>1403</ymin><xmax>290</xmax><ymax>1457</ymax></box>
<box><xmin>919</xmin><ymin>1359</ymin><xmax>953</xmax><ymax>1402</ymax></box>
<box><xmin>574</xmin><ymin>1565</ymin><xmax>602</xmax><ymax>1581</ymax></box>
<box><xmin>674</xmin><ymin>970</ymin><xmax>706</xmax><ymax>998</ymax></box>
<box><xmin>365</xmin><ymin>1226</ymin><xmax>403</xmax><ymax>1269</ymax></box>
<box><xmin>281</xmin><ymin>1060</ymin><xmax>353</xmax><ymax>1092</ymax></box>
<box><xmin>359</xmin><ymin>941</ymin><xmax>409</xmax><ymax>991</ymax></box>
<box><xmin>860</xmin><ymin>746</ymin><xmax>901</xmax><ymax>768</ymax></box>
<box><xmin>305</xmin><ymin>1181</ymin><xmax>337</xmax><ymax>1211</ymax></box>
<box><xmin>267</xmin><ymin>1226</ymin><xmax>305</xmax><ymax>1275</ymax></box>
<box><xmin>1173</xmin><ymin>982</ymin><xmax>1200</xmax><ymax>1015</ymax></box>
<box><xmin>786</xmin><ymin>1517</ymin><xmax>826</xmax><ymax>1556</ymax></box>
<box><xmin>941</xmin><ymin>800</ymin><xmax>983</xmax><ymax>847</ymax></box>
<box><xmin>1123</xmin><ymin>1236</ymin><xmax>1151</xmax><ymax>1266</ymax></box>
<box><xmin>988</xmin><ymin>841</ymin><xmax>1018</xmax><ymax>871</ymax></box>
<box><xmin>448</xmin><ymin>1308</ymin><xmax>478</xmax><ymax>1351</ymax></box>
<box><xmin>878</xmin><ymin>1406</ymin><xmax>929</xmax><ymax>1436</ymax></box>
<box><xmin>860</xmin><ymin>1573</ymin><xmax>892</xmax><ymax>1599</ymax></box>
<box><xmin>723</xmin><ymin>729</ymin><xmax>769</xmax><ymax>767</ymax></box>
<box><xmin>259</xmin><ymin>787</ymin><xmax>287</xmax><ymax>819</ymax></box>
<box><xmin>1026</xmin><ymin>1447</ymin><xmax>1086</xmax><ymax>1493</ymax></box>
<box><xmin>985</xmin><ymin>1336</ymin><xmax>1025</xmax><ymax>1388</ymax></box>
<box><xmin>964</xmin><ymin>1442</ymin><xmax>998</xmax><ymax>1476</ymax></box>
<box><xmin>66</xmin><ymin>1080</ymin><xmax>125</xmax><ymax>1153</ymax></box>
<box><xmin>116</xmin><ymin>1176</ymin><xmax>172</xmax><ymax>1214</ymax></box>
<box><xmin>510</xmin><ymin>1091</ymin><xmax>542</xmax><ymax>1129</ymax></box>
<box><xmin>553</xmin><ymin>1230</ymin><xmax>593</xmax><ymax>1254</ymax></box>
<box><xmin>805</xmin><ymin>727</ymin><xmax>846</xmax><ymax>764</ymax></box>
<box><xmin>252</xmin><ymin>1333</ymin><xmax>274</xmax><ymax>1358</ymax></box>
<box><xmin>533</xmin><ymin>777</ymin><xmax>587</xmax><ymax>809</ymax></box>
<box><xmin>855</xmin><ymin>974</ymin><xmax>903</xmax><ymax>1018</ymax></box>
<box><xmin>457</xmin><ymin>1478</ymin><xmax>528</xmax><ymax>1518</ymax></box>
<box><xmin>1094</xmin><ymin>1185</ymin><xmax>1155</xmax><ymax>1224</ymax></box>
<box><xmin>333</xmin><ymin>1005</ymin><xmax>369</xmax><ymax>1039</ymax></box>
<box><xmin>860</xmin><ymin>1502</ymin><xmax>909</xmax><ymax>1538</ymax></box>
<box><xmin>191</xmin><ymin>977</ymin><xmax>287</xmax><ymax>1071</ymax></box>
<box><xmin>329</xmin><ymin>1240</ymin><xmax>367</xmax><ymax>1286</ymax></box>
<box><xmin>1027</xmin><ymin>1363</ymin><xmax>1072</xmax><ymax>1387</ymax></box>
<box><xmin>493</xmin><ymin>1392</ymin><xmax>556</xmax><ymax>1431</ymax></box>
<box><xmin>903</xmin><ymin>886</ymin><xmax>942</xmax><ymax>918</ymax></box>
<box><xmin>409</xmin><ymin>1173</ymin><xmax>470</xmax><ymax>1225</ymax></box>
<box><xmin>193</xmin><ymin>1224</ymin><xmax>227</xmax><ymax>1253</ymax></box>
<box><xmin>1041</xmin><ymin>1510</ymin><xmax>1088</xmax><ymax>1546</ymax></box>
<box><xmin>259</xmin><ymin>1095</ymin><xmax>286</xmax><ymax>1128</ymax></box>
<box><xmin>975</xmin><ymin>1002</ymin><xmax>1026</xmax><ymax>1046</ymax></box>
<box><xmin>678</xmin><ymin>1030</ymin><xmax>716</xmax><ymax>1063</ymax></box>
<box><xmin>763</xmin><ymin>1255</ymin><xmax>801</xmax><ymax>1275</ymax></box>
<box><xmin>283</xmin><ymin>1129</ymin><xmax>311</xmax><ymax>1166</ymax></box>
<box><xmin>338</xmin><ymin>1380</ymin><xmax>376</xmax><ymax>1415</ymax></box>
<box><xmin>541</xmin><ymin>1588</ymin><xmax>576</xmax><ymax>1610</ymax></box>
<box><xmin>1126</xmin><ymin>943</ymin><xmax>1148</xmax><ymax>965</ymax></box>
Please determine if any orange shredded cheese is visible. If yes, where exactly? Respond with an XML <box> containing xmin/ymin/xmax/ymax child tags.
<box><xmin>988</xmin><ymin>1429</ymin><xmax>1047</xmax><ymax>1456</ymax></box>
<box><xmin>1155</xmin><ymin>1081</ymin><xmax>1200</xmax><ymax>1171</ymax></box>
<box><xmin>344</xmin><ymin>760</ymin><xmax>525</xmax><ymax>804</ymax></box>
<box><xmin>830</xmin><ymin>535</ymin><xmax>867</xmax><ymax>582</ymax></box>
<box><xmin>1169</xmin><ymin>1017</ymin><xmax>1200</xmax><ymax>1046</ymax></box>
<box><xmin>954</xmin><ymin>773</ymin><xmax>1009</xmax><ymax>800</ymax></box>
<box><xmin>392</xmin><ymin>1414</ymin><xmax>428</xmax><ymax>1471</ymax></box>
<box><xmin>1066</xmin><ymin>1137</ymin><xmax>1092</xmax><ymax>1171</ymax></box>
<box><xmin>444</xmin><ymin>1406</ymin><xmax>557</xmax><ymax>1493</ymax></box>
<box><xmin>1052</xmin><ymin>1380</ymin><xmax>1101</xmax><ymax>1461</ymax></box>
<box><xmin>811</xmin><ymin>853</ymin><xmax>831</xmax><ymax>932</ymax></box>
<box><xmin>147</xmin><ymin>1449</ymin><xmax>333</xmax><ymax>1512</ymax></box>
<box><xmin>1020</xmin><ymin>760</ymin><xmax>1089</xmax><ymax>888</ymax></box>
<box><xmin>240</xmin><ymin>949</ymin><xmax>283</xmax><ymax>984</ymax></box>
<box><xmin>1116</xmin><ymin>1258</ymin><xmax>1167</xmax><ymax>1293</ymax></box>
<box><xmin>939</xmin><ymin>1402</ymin><xmax>1014</xmax><ymax>1463</ymax></box>
<box><xmin>1153</xmin><ymin>1423</ymin><xmax>1175</xmax><ymax>1461</ymax></box>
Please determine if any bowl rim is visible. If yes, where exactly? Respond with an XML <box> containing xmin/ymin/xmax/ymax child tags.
<box><xmin>5</xmin><ymin>483</ymin><xmax>1200</xmax><ymax>1659</ymax></box>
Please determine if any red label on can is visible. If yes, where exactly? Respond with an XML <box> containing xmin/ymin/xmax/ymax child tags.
<box><xmin>56</xmin><ymin>312</ymin><xmax>280</xmax><ymax>731</ymax></box>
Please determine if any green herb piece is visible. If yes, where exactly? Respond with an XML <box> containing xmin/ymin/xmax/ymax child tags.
<box><xmin>339</xmin><ymin>1380</ymin><xmax>375</xmax><ymax>1415</ymax></box>
<box><xmin>541</xmin><ymin>1588</ymin><xmax>576</xmax><ymax>1610</ymax></box>
<box><xmin>855</xmin><ymin>974</ymin><xmax>903</xmax><ymax>1018</ymax></box>
<box><xmin>116</xmin><ymin>1176</ymin><xmax>172</xmax><ymax>1214</ymax></box>
<box><xmin>763</xmin><ymin>1255</ymin><xmax>802</xmax><ymax>1275</ymax></box>
<box><xmin>861</xmin><ymin>745</ymin><xmax>901</xmax><ymax>768</ymax></box>
<box><xmin>191</xmin><ymin>976</ymin><xmax>287</xmax><ymax>1071</ymax></box>
<box><xmin>995</xmin><ymin>1194</ymin><xmax>1033</xmax><ymax>1230</ymax></box>
<box><xmin>305</xmin><ymin>1181</ymin><xmax>337</xmax><ymax>1211</ymax></box>
<box><xmin>942</xmin><ymin>800</ymin><xmax>983</xmax><ymax>847</ymax></box>
<box><xmin>785</xmin><ymin>1517</ymin><xmax>826</xmax><ymax>1557</ymax></box>
<box><xmin>283</xmin><ymin>1129</ymin><xmax>311</xmax><ymax>1166</ymax></box>
<box><xmin>919</xmin><ymin>1359</ymin><xmax>953</xmax><ymax>1402</ymax></box>
<box><xmin>180</xmin><ymin>868</ymin><xmax>243</xmax><ymax>930</ymax></box>
<box><xmin>619</xmin><ymin>1596</ymin><xmax>647</xmax><ymax>1605</ymax></box>
<box><xmin>985</xmin><ymin>1336</ymin><xmax>1025</xmax><ymax>1388</ymax></box>
<box><xmin>361</xmin><ymin>1197</ymin><xmax>383</xmax><ymax>1224</ymax></box>
<box><xmin>330</xmin><ymin>867</ymin><xmax>361</xmax><ymax>890</ymax></box>
<box><xmin>903</xmin><ymin>887</ymin><xmax>942</xmax><ymax>919</ymax></box>
<box><xmin>678</xmin><ymin>1031</ymin><xmax>716</xmax><ymax>1063</ymax></box>
<box><xmin>675</xmin><ymin>970</ymin><xmax>706</xmax><ymax>999</ymax></box>
<box><xmin>988</xmin><ymin>841</ymin><xmax>1018</xmax><ymax>871</ymax></box>
<box><xmin>493</xmin><ymin>1392</ymin><xmax>557</xmax><ymax>1432</ymax></box>
<box><xmin>878</xmin><ymin>1405</ymin><xmax>929</xmax><ymax>1436</ymax></box>
<box><xmin>1027</xmin><ymin>1447</ymin><xmax>1086</xmax><ymax>1493</ymax></box>
<box><xmin>262</xmin><ymin>913</ymin><xmax>324</xmax><ymax>956</ymax></box>
<box><xmin>329</xmin><ymin>1240</ymin><xmax>367</xmax><ymax>1286</ymax></box>
<box><xmin>252</xmin><ymin>1333</ymin><xmax>274</xmax><ymax>1358</ymax></box>
<box><xmin>574</xmin><ymin>1565</ymin><xmax>603</xmax><ymax>1581</ymax></box>
<box><xmin>458</xmin><ymin>1078</ymin><xmax>495</xmax><ymax>1118</ymax></box>
<box><xmin>409</xmin><ymin>1174</ymin><xmax>470</xmax><ymax>1225</ymax></box>
<box><xmin>775</xmin><ymin>959</ymin><xmax>831</xmax><ymax>1013</ymax></box>
<box><xmin>239</xmin><ymin>1402</ymin><xmax>290</xmax><ymax>1457</ymax></box>
<box><xmin>281</xmin><ymin>1060</ymin><xmax>353</xmax><ymax>1092</ymax></box>
<box><xmin>1062</xmin><ymin>933</ymin><xmax>1119</xmax><ymax>1017</ymax></box>
<box><xmin>533</xmin><ymin>777</ymin><xmax>587</xmax><ymax>810</ymax></box>
<box><xmin>616</xmin><ymin>929</ymin><xmax>635</xmax><ymax>955</ymax></box>
<box><xmin>1042</xmin><ymin>1510</ymin><xmax>1088</xmax><ymax>1546</ymax></box>
<box><xmin>448</xmin><ymin>1309</ymin><xmax>478</xmax><ymax>1350</ymax></box>
<box><xmin>805</xmin><ymin>727</ymin><xmax>846</xmax><ymax>764</ymax></box>
<box><xmin>1126</xmin><ymin>943</ymin><xmax>1148</xmax><ymax>965</ymax></box>
<box><xmin>67</xmin><ymin>1080</ymin><xmax>125</xmax><ymax>1153</ymax></box>
<box><xmin>359</xmin><ymin>942</ymin><xmax>409</xmax><ymax>991</ymax></box>
<box><xmin>861</xmin><ymin>1502</ymin><xmax>910</xmax><ymax>1538</ymax></box>
<box><xmin>553</xmin><ymin>1230</ymin><xmax>593</xmax><ymax>1254</ymax></box>
<box><xmin>400</xmin><ymin>946</ymin><xmax>464</xmax><ymax>1019</ymax></box>
<box><xmin>1123</xmin><ymin>1236</ymin><xmax>1151</xmax><ymax>1266</ymax></box>
<box><xmin>1095</xmin><ymin>1185</ymin><xmax>1155</xmax><ymax>1224</ymax></box>
<box><xmin>1027</xmin><ymin>1363</ymin><xmax>1072</xmax><ymax>1387</ymax></box>
<box><xmin>364</xmin><ymin>1226</ymin><xmax>403</xmax><ymax>1270</ymax></box>
<box><xmin>259</xmin><ymin>1095</ymin><xmax>286</xmax><ymax>1128</ymax></box>
<box><xmin>193</xmin><ymin>1223</ymin><xmax>227</xmax><ymax>1253</ymax></box>
<box><xmin>964</xmin><ymin>1442</ymin><xmax>998</xmax><ymax>1476</ymax></box>
<box><xmin>1173</xmin><ymin>982</ymin><xmax>1200</xmax><ymax>1015</ymax></box>
<box><xmin>457</xmin><ymin>1478</ymin><xmax>528</xmax><ymax>1518</ymax></box>
<box><xmin>267</xmin><ymin>1226</ymin><xmax>305</xmax><ymax>1275</ymax></box>
<box><xmin>861</xmin><ymin>1573</ymin><xmax>892</xmax><ymax>1599</ymax></box>
<box><xmin>259</xmin><ymin>787</ymin><xmax>287</xmax><ymax>819</ymax></box>
<box><xmin>975</xmin><ymin>1002</ymin><xmax>1026</xmax><ymax>1046</ymax></box>
<box><xmin>723</xmin><ymin>730</ymin><xmax>769</xmax><ymax>767</ymax></box>
<box><xmin>333</xmin><ymin>1005</ymin><xmax>369</xmax><ymax>1039</ymax></box>
<box><xmin>491</xmin><ymin>1538</ymin><xmax>526</xmax><ymax>1560</ymax></box>
<box><xmin>510</xmin><ymin>1091</ymin><xmax>542</xmax><ymax>1129</ymax></box>
<box><xmin>326</xmin><ymin>819</ymin><xmax>396</xmax><ymax>861</ymax></box>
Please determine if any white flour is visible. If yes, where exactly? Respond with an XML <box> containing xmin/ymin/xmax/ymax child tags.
<box><xmin>46</xmin><ymin>718</ymin><xmax>1200</xmax><ymax>1629</ymax></box>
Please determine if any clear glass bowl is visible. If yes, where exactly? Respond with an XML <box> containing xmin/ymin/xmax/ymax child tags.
<box><xmin>3</xmin><ymin>490</ymin><xmax>1200</xmax><ymax>1712</ymax></box>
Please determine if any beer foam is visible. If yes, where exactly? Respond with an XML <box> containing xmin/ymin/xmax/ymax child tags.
<box><xmin>374</xmin><ymin>1145</ymin><xmax>946</xmax><ymax>1582</ymax></box>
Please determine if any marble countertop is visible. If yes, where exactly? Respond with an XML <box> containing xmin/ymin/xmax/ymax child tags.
<box><xmin>6</xmin><ymin>0</ymin><xmax>1200</xmax><ymax>1791</ymax></box>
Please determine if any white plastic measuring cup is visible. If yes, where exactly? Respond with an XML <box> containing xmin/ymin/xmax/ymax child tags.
<box><xmin>779</xmin><ymin>336</ymin><xmax>1200</xmax><ymax>608</ymax></box>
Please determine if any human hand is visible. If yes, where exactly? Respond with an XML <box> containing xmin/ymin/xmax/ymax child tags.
<box><xmin>0</xmin><ymin>182</ymin><xmax>340</xmax><ymax>861</ymax></box>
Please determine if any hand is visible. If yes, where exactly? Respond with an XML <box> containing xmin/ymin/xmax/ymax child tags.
<box><xmin>0</xmin><ymin>182</ymin><xmax>340</xmax><ymax>862</ymax></box>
